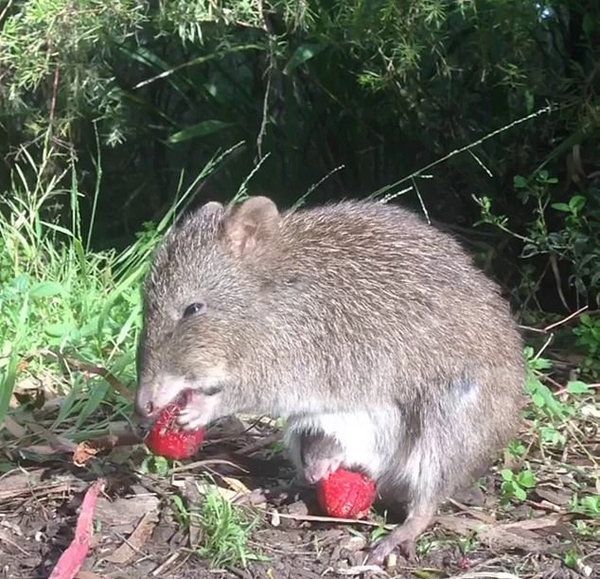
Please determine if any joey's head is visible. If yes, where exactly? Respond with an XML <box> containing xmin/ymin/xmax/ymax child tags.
<box><xmin>134</xmin><ymin>196</ymin><xmax>282</xmax><ymax>428</ymax></box>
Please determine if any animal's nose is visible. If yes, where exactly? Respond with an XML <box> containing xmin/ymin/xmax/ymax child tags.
<box><xmin>134</xmin><ymin>383</ymin><xmax>158</xmax><ymax>420</ymax></box>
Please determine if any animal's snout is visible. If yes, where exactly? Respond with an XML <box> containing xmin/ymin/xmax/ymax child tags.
<box><xmin>134</xmin><ymin>382</ymin><xmax>159</xmax><ymax>420</ymax></box>
<box><xmin>134</xmin><ymin>370</ymin><xmax>196</xmax><ymax>423</ymax></box>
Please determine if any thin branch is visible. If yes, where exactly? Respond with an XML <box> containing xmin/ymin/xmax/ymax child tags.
<box><xmin>371</xmin><ymin>104</ymin><xmax>554</xmax><ymax>198</ymax></box>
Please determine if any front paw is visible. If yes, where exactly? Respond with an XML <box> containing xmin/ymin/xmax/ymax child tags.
<box><xmin>176</xmin><ymin>406</ymin><xmax>208</xmax><ymax>431</ymax></box>
<box><xmin>176</xmin><ymin>390</ymin><xmax>220</xmax><ymax>430</ymax></box>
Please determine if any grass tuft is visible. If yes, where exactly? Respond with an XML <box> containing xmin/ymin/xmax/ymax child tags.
<box><xmin>194</xmin><ymin>487</ymin><xmax>265</xmax><ymax>568</ymax></box>
<box><xmin>0</xmin><ymin>136</ymin><xmax>242</xmax><ymax>434</ymax></box>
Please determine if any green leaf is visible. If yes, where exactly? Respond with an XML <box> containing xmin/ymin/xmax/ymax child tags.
<box><xmin>564</xmin><ymin>550</ymin><xmax>579</xmax><ymax>569</ymax></box>
<box><xmin>500</xmin><ymin>469</ymin><xmax>514</xmax><ymax>482</ymax></box>
<box><xmin>516</xmin><ymin>470</ymin><xmax>536</xmax><ymax>488</ymax></box>
<box><xmin>532</xmin><ymin>392</ymin><xmax>545</xmax><ymax>408</ymax></box>
<box><xmin>569</xmin><ymin>195</ymin><xmax>586</xmax><ymax>213</ymax></box>
<box><xmin>284</xmin><ymin>43</ymin><xmax>327</xmax><ymax>75</ymax></box>
<box><xmin>13</xmin><ymin>274</ymin><xmax>31</xmax><ymax>293</ymax></box>
<box><xmin>537</xmin><ymin>358</ymin><xmax>553</xmax><ymax>370</ymax></box>
<box><xmin>78</xmin><ymin>316</ymin><xmax>103</xmax><ymax>338</ymax></box>
<box><xmin>115</xmin><ymin>302</ymin><xmax>141</xmax><ymax>346</ymax></box>
<box><xmin>532</xmin><ymin>382</ymin><xmax>565</xmax><ymax>418</ymax></box>
<box><xmin>581</xmin><ymin>496</ymin><xmax>600</xmax><ymax>514</ymax></box>
<box><xmin>53</xmin><ymin>382</ymin><xmax>83</xmax><ymax>428</ymax></box>
<box><xmin>0</xmin><ymin>296</ymin><xmax>29</xmax><ymax>425</ymax></box>
<box><xmin>514</xmin><ymin>486</ymin><xmax>527</xmax><ymax>500</ymax></box>
<box><xmin>568</xmin><ymin>195</ymin><xmax>586</xmax><ymax>212</ymax></box>
<box><xmin>74</xmin><ymin>380</ymin><xmax>109</xmax><ymax>429</ymax></box>
<box><xmin>566</xmin><ymin>381</ymin><xmax>591</xmax><ymax>395</ymax></box>
<box><xmin>29</xmin><ymin>281</ymin><xmax>66</xmax><ymax>299</ymax></box>
<box><xmin>524</xmin><ymin>91</ymin><xmax>534</xmax><ymax>114</ymax></box>
<box><xmin>370</xmin><ymin>526</ymin><xmax>389</xmax><ymax>541</ymax></box>
<box><xmin>551</xmin><ymin>202</ymin><xmax>570</xmax><ymax>212</ymax></box>
<box><xmin>168</xmin><ymin>120</ymin><xmax>235</xmax><ymax>144</ymax></box>
<box><xmin>513</xmin><ymin>175</ymin><xmax>528</xmax><ymax>189</ymax></box>
<box><xmin>582</xmin><ymin>13</ymin><xmax>595</xmax><ymax>38</ymax></box>
<box><xmin>540</xmin><ymin>426</ymin><xmax>566</xmax><ymax>446</ymax></box>
<box><xmin>44</xmin><ymin>322</ymin><xmax>73</xmax><ymax>338</ymax></box>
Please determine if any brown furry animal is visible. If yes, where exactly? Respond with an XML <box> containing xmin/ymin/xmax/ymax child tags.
<box><xmin>135</xmin><ymin>196</ymin><xmax>526</xmax><ymax>564</ymax></box>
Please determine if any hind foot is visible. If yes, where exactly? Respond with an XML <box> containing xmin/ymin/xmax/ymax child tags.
<box><xmin>365</xmin><ymin>510</ymin><xmax>434</xmax><ymax>566</ymax></box>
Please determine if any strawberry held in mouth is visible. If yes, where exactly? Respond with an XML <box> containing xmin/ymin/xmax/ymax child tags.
<box><xmin>144</xmin><ymin>392</ymin><xmax>206</xmax><ymax>459</ymax></box>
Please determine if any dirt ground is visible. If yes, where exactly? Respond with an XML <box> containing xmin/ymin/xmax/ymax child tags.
<box><xmin>0</xmin><ymin>415</ymin><xmax>598</xmax><ymax>579</ymax></box>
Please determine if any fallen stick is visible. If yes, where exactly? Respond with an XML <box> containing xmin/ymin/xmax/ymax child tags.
<box><xmin>48</xmin><ymin>478</ymin><xmax>106</xmax><ymax>579</ymax></box>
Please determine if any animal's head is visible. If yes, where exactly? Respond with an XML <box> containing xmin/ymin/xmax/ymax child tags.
<box><xmin>134</xmin><ymin>196</ymin><xmax>281</xmax><ymax>427</ymax></box>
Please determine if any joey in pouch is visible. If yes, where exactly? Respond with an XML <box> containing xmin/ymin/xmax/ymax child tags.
<box><xmin>135</xmin><ymin>196</ymin><xmax>526</xmax><ymax>565</ymax></box>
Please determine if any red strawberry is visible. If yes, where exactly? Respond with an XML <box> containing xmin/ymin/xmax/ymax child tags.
<box><xmin>316</xmin><ymin>468</ymin><xmax>377</xmax><ymax>519</ymax></box>
<box><xmin>145</xmin><ymin>402</ymin><xmax>205</xmax><ymax>460</ymax></box>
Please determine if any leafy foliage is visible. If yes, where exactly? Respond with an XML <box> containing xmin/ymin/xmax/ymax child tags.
<box><xmin>0</xmin><ymin>132</ymin><xmax>238</xmax><ymax>427</ymax></box>
<box><xmin>1</xmin><ymin>0</ymin><xmax>598</xmax><ymax>257</ymax></box>
<box><xmin>0</xmin><ymin>0</ymin><xmax>145</xmax><ymax>141</ymax></box>
<box><xmin>500</xmin><ymin>467</ymin><xmax>537</xmax><ymax>502</ymax></box>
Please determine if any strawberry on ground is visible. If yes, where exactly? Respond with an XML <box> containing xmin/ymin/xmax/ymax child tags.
<box><xmin>145</xmin><ymin>400</ymin><xmax>205</xmax><ymax>460</ymax></box>
<box><xmin>316</xmin><ymin>468</ymin><xmax>377</xmax><ymax>519</ymax></box>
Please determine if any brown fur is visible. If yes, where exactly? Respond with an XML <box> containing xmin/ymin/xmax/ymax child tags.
<box><xmin>135</xmin><ymin>196</ymin><xmax>526</xmax><ymax>563</ymax></box>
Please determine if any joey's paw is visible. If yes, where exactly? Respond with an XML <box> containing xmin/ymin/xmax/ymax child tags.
<box><xmin>304</xmin><ymin>456</ymin><xmax>343</xmax><ymax>484</ymax></box>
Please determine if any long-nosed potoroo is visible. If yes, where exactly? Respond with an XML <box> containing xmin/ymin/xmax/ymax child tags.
<box><xmin>134</xmin><ymin>196</ymin><xmax>526</xmax><ymax>565</ymax></box>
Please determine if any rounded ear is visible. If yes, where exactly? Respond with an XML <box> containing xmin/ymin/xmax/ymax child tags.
<box><xmin>197</xmin><ymin>200</ymin><xmax>225</xmax><ymax>220</ymax></box>
<box><xmin>223</xmin><ymin>196</ymin><xmax>281</xmax><ymax>258</ymax></box>
<box><xmin>172</xmin><ymin>200</ymin><xmax>224</xmax><ymax>236</ymax></box>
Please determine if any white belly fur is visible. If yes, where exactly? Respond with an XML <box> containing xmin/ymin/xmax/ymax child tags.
<box><xmin>283</xmin><ymin>409</ymin><xmax>394</xmax><ymax>478</ymax></box>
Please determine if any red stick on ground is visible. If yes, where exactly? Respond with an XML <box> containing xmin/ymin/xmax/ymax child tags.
<box><xmin>48</xmin><ymin>478</ymin><xmax>106</xmax><ymax>579</ymax></box>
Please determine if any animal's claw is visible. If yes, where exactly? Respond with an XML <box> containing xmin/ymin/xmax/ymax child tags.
<box><xmin>365</xmin><ymin>536</ymin><xmax>416</xmax><ymax>566</ymax></box>
<box><xmin>364</xmin><ymin>511</ymin><xmax>432</xmax><ymax>567</ymax></box>
<box><xmin>176</xmin><ymin>405</ymin><xmax>207</xmax><ymax>431</ymax></box>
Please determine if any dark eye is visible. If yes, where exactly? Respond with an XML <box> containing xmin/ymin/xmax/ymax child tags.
<box><xmin>183</xmin><ymin>302</ymin><xmax>207</xmax><ymax>318</ymax></box>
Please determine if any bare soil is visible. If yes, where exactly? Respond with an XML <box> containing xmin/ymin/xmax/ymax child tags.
<box><xmin>0</xmin><ymin>415</ymin><xmax>598</xmax><ymax>579</ymax></box>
